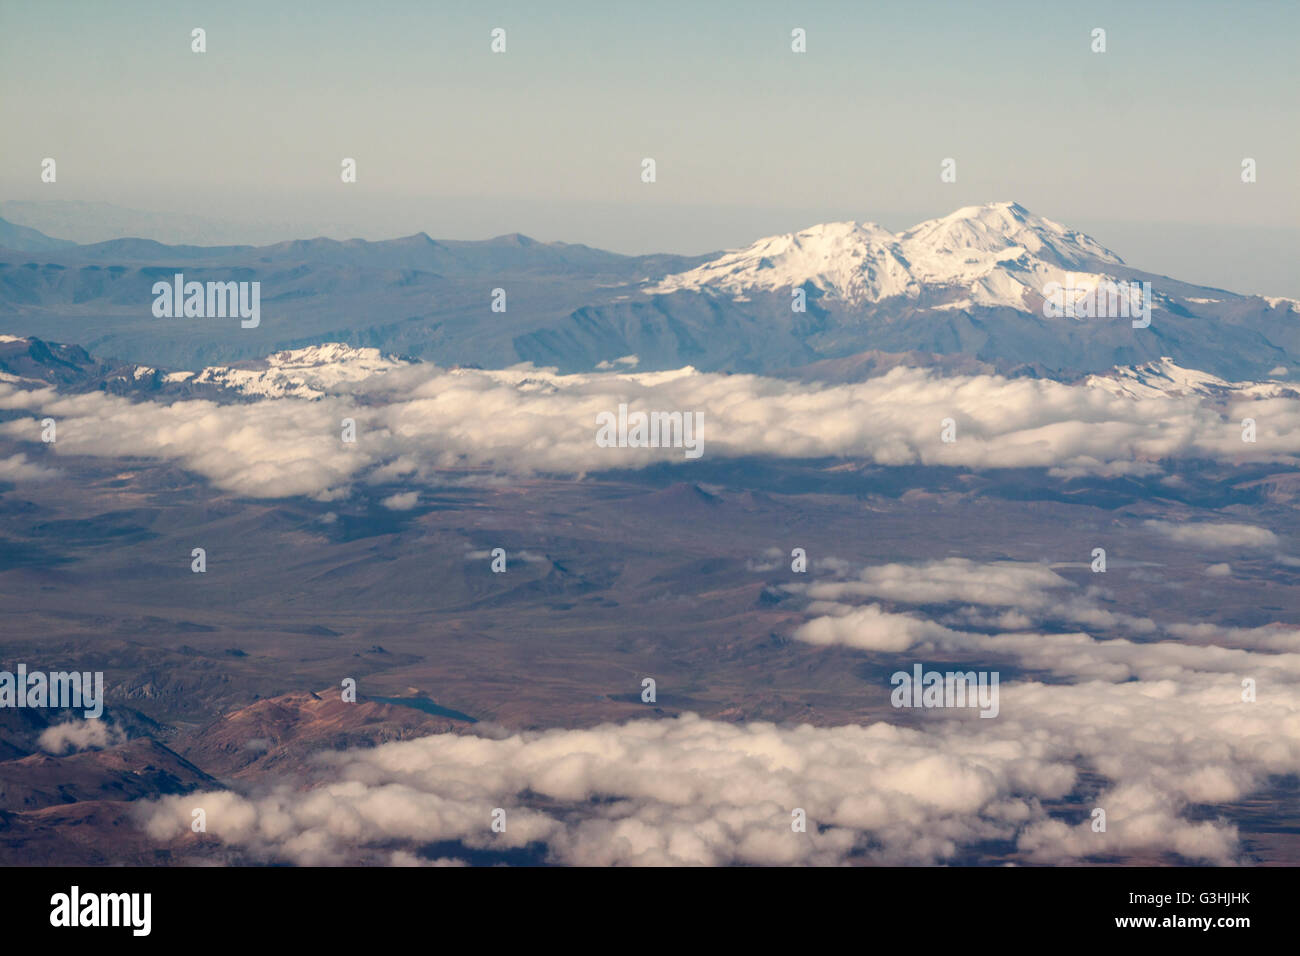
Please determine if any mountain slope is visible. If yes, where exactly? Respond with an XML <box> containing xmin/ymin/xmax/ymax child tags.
<box><xmin>525</xmin><ymin>203</ymin><xmax>1300</xmax><ymax>379</ymax></box>
<box><xmin>0</xmin><ymin>218</ymin><xmax>77</xmax><ymax>253</ymax></box>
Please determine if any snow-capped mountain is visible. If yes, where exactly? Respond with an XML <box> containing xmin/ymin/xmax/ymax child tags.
<box><xmin>1085</xmin><ymin>357</ymin><xmax>1299</xmax><ymax>401</ymax></box>
<box><xmin>649</xmin><ymin>201</ymin><xmax>1126</xmax><ymax>310</ymax></box>
<box><xmin>169</xmin><ymin>344</ymin><xmax>411</xmax><ymax>399</ymax></box>
<box><xmin>651</xmin><ymin>220</ymin><xmax>920</xmax><ymax>304</ymax></box>
<box><xmin>0</xmin><ymin>336</ymin><xmax>410</xmax><ymax>402</ymax></box>
<box><xmin>5</xmin><ymin>204</ymin><xmax>1300</xmax><ymax>383</ymax></box>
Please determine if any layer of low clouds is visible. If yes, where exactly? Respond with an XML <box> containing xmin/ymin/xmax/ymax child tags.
<box><xmin>3</xmin><ymin>360</ymin><xmax>1300</xmax><ymax>500</ymax></box>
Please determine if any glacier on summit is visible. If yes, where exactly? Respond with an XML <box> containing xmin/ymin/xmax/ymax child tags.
<box><xmin>649</xmin><ymin>201</ymin><xmax>1129</xmax><ymax>311</ymax></box>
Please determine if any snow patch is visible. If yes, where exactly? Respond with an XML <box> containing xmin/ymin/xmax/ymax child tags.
<box><xmin>1086</xmin><ymin>357</ymin><xmax>1298</xmax><ymax>400</ymax></box>
<box><xmin>190</xmin><ymin>344</ymin><xmax>410</xmax><ymax>399</ymax></box>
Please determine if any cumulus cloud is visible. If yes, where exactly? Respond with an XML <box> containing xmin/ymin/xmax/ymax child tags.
<box><xmin>1142</xmin><ymin>520</ymin><xmax>1279</xmax><ymax>551</ymax></box>
<box><xmin>0</xmin><ymin>383</ymin><xmax>354</xmax><ymax>499</ymax></box>
<box><xmin>803</xmin><ymin>558</ymin><xmax>1069</xmax><ymax>608</ymax></box>
<box><xmin>796</xmin><ymin>557</ymin><xmax>1157</xmax><ymax>636</ymax></box>
<box><xmin>4</xmin><ymin>360</ymin><xmax>1300</xmax><ymax>499</ymax></box>
<box><xmin>800</xmin><ymin>613</ymin><xmax>1300</xmax><ymax>685</ymax></box>
<box><xmin>139</xmin><ymin>654</ymin><xmax>1298</xmax><ymax>867</ymax></box>
<box><xmin>794</xmin><ymin>604</ymin><xmax>964</xmax><ymax>651</ymax></box>
<box><xmin>380</xmin><ymin>491</ymin><xmax>419</xmax><ymax>510</ymax></box>
<box><xmin>776</xmin><ymin>556</ymin><xmax>1300</xmax><ymax>864</ymax></box>
<box><xmin>132</xmin><ymin>553</ymin><xmax>1300</xmax><ymax>868</ymax></box>
<box><xmin>792</xmin><ymin>558</ymin><xmax>1300</xmax><ymax>680</ymax></box>
<box><xmin>38</xmin><ymin>719</ymin><xmax>125</xmax><ymax>754</ymax></box>
<box><xmin>1165</xmin><ymin>622</ymin><xmax>1300</xmax><ymax>653</ymax></box>
<box><xmin>0</xmin><ymin>452</ymin><xmax>57</xmax><ymax>482</ymax></box>
<box><xmin>140</xmin><ymin>711</ymin><xmax>1075</xmax><ymax>866</ymax></box>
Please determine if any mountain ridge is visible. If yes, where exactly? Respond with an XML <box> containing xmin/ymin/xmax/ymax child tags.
<box><xmin>3</xmin><ymin>203</ymin><xmax>1299</xmax><ymax>382</ymax></box>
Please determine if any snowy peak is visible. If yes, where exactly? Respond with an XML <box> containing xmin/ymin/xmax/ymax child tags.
<box><xmin>900</xmin><ymin>201</ymin><xmax>1122</xmax><ymax>270</ymax></box>
<box><xmin>0</xmin><ymin>336</ymin><xmax>412</xmax><ymax>401</ymax></box>
<box><xmin>177</xmin><ymin>344</ymin><xmax>411</xmax><ymax>399</ymax></box>
<box><xmin>1086</xmin><ymin>356</ymin><xmax>1298</xmax><ymax>400</ymax></box>
<box><xmin>649</xmin><ymin>202</ymin><xmax>1125</xmax><ymax>310</ymax></box>
<box><xmin>652</xmin><ymin>220</ymin><xmax>917</xmax><ymax>303</ymax></box>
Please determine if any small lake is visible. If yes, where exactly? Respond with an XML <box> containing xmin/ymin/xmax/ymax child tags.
<box><xmin>372</xmin><ymin>696</ymin><xmax>477</xmax><ymax>723</ymax></box>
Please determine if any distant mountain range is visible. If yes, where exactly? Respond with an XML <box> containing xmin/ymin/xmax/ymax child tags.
<box><xmin>0</xmin><ymin>334</ymin><xmax>405</xmax><ymax>402</ymax></box>
<box><xmin>0</xmin><ymin>199</ymin><xmax>340</xmax><ymax>247</ymax></box>
<box><xmin>1</xmin><ymin>202</ymin><xmax>1296</xmax><ymax>381</ymax></box>
<box><xmin>0</xmin><ymin>216</ymin><xmax>76</xmax><ymax>252</ymax></box>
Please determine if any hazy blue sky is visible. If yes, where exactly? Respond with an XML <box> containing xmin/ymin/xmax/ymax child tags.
<box><xmin>2</xmin><ymin>0</ymin><xmax>1297</xmax><ymax>293</ymax></box>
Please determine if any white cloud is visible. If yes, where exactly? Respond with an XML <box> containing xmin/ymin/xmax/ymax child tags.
<box><xmin>796</xmin><ymin>557</ymin><xmax>1157</xmax><ymax>636</ymax></box>
<box><xmin>139</xmin><ymin>653</ymin><xmax>1299</xmax><ymax>867</ymax></box>
<box><xmin>38</xmin><ymin>720</ymin><xmax>125</xmax><ymax>754</ymax></box>
<box><xmin>0</xmin><ymin>452</ymin><xmax>57</xmax><ymax>483</ymax></box>
<box><xmin>6</xmin><ymin>353</ymin><xmax>1296</xmax><ymax>865</ymax></box>
<box><xmin>794</xmin><ymin>604</ymin><xmax>963</xmax><ymax>651</ymax></box>
<box><xmin>5</xmin><ymin>360</ymin><xmax>1300</xmax><ymax>499</ymax></box>
<box><xmin>1143</xmin><ymin>520</ymin><xmax>1278</xmax><ymax>551</ymax></box>
<box><xmin>139</xmin><ymin>712</ymin><xmax>1073</xmax><ymax>866</ymax></box>
<box><xmin>134</xmin><ymin>551</ymin><xmax>1300</xmax><ymax>867</ymax></box>
<box><xmin>1165</xmin><ymin>622</ymin><xmax>1300</xmax><ymax>653</ymax></box>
